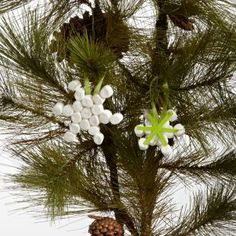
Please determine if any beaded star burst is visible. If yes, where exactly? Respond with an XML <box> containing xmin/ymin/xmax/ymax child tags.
<box><xmin>135</xmin><ymin>105</ymin><xmax>185</xmax><ymax>156</ymax></box>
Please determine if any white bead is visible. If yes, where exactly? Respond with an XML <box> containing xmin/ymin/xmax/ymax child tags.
<box><xmin>91</xmin><ymin>104</ymin><xmax>104</xmax><ymax>115</ymax></box>
<box><xmin>82</xmin><ymin>95</ymin><xmax>93</xmax><ymax>108</ymax></box>
<box><xmin>145</xmin><ymin>119</ymin><xmax>152</xmax><ymax>127</ymax></box>
<box><xmin>100</xmin><ymin>85</ymin><xmax>114</xmax><ymax>99</ymax></box>
<box><xmin>99</xmin><ymin>110</ymin><xmax>112</xmax><ymax>124</ymax></box>
<box><xmin>139</xmin><ymin>115</ymin><xmax>144</xmax><ymax>120</ymax></box>
<box><xmin>145</xmin><ymin>129</ymin><xmax>151</xmax><ymax>135</ymax></box>
<box><xmin>149</xmin><ymin>137</ymin><xmax>158</xmax><ymax>146</ymax></box>
<box><xmin>89</xmin><ymin>115</ymin><xmax>100</xmax><ymax>127</ymax></box>
<box><xmin>72</xmin><ymin>101</ymin><xmax>83</xmax><ymax>112</ymax></box>
<box><xmin>69</xmin><ymin>123</ymin><xmax>81</xmax><ymax>134</ymax></box>
<box><xmin>52</xmin><ymin>102</ymin><xmax>64</xmax><ymax>116</ymax></box>
<box><xmin>68</xmin><ymin>80</ymin><xmax>81</xmax><ymax>91</ymax></box>
<box><xmin>93</xmin><ymin>94</ymin><xmax>105</xmax><ymax>105</ymax></box>
<box><xmin>110</xmin><ymin>113</ymin><xmax>123</xmax><ymax>125</ymax></box>
<box><xmin>138</xmin><ymin>138</ymin><xmax>149</xmax><ymax>151</ymax></box>
<box><xmin>74</xmin><ymin>88</ymin><xmax>85</xmax><ymax>101</ymax></box>
<box><xmin>62</xmin><ymin>104</ymin><xmax>74</xmax><ymax>117</ymax></box>
<box><xmin>80</xmin><ymin>119</ymin><xmax>90</xmax><ymax>131</ymax></box>
<box><xmin>71</xmin><ymin>112</ymin><xmax>82</xmax><ymax>123</ymax></box>
<box><xmin>64</xmin><ymin>120</ymin><xmax>71</xmax><ymax>127</ymax></box>
<box><xmin>134</xmin><ymin>125</ymin><xmax>144</xmax><ymax>137</ymax></box>
<box><xmin>168</xmin><ymin>110</ymin><xmax>178</xmax><ymax>122</ymax></box>
<box><xmin>161</xmin><ymin>145</ymin><xmax>173</xmax><ymax>157</ymax></box>
<box><xmin>164</xmin><ymin>132</ymin><xmax>174</xmax><ymax>139</ymax></box>
<box><xmin>81</xmin><ymin>108</ymin><xmax>92</xmax><ymax>119</ymax></box>
<box><xmin>88</xmin><ymin>126</ymin><xmax>100</xmax><ymax>136</ymax></box>
<box><xmin>174</xmin><ymin>124</ymin><xmax>185</xmax><ymax>136</ymax></box>
<box><xmin>163</xmin><ymin>121</ymin><xmax>170</xmax><ymax>128</ymax></box>
<box><xmin>93</xmin><ymin>133</ymin><xmax>104</xmax><ymax>145</ymax></box>
<box><xmin>63</xmin><ymin>131</ymin><xmax>78</xmax><ymax>142</ymax></box>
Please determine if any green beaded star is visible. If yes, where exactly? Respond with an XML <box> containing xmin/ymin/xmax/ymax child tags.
<box><xmin>137</xmin><ymin>107</ymin><xmax>178</xmax><ymax>146</ymax></box>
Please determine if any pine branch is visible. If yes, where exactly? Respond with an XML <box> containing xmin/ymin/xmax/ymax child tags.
<box><xmin>12</xmin><ymin>143</ymin><xmax>114</xmax><ymax>219</ymax></box>
<box><xmin>0</xmin><ymin>93</ymin><xmax>65</xmax><ymax>128</ymax></box>
<box><xmin>0</xmin><ymin>14</ymin><xmax>68</xmax><ymax>96</ymax></box>
<box><xmin>174</xmin><ymin>74</ymin><xmax>233</xmax><ymax>92</ymax></box>
<box><xmin>0</xmin><ymin>0</ymin><xmax>30</xmax><ymax>14</ymax></box>
<box><xmin>117</xmin><ymin>61</ymin><xmax>149</xmax><ymax>91</ymax></box>
<box><xmin>168</xmin><ymin>184</ymin><xmax>236</xmax><ymax>236</ymax></box>
<box><xmin>161</xmin><ymin>150</ymin><xmax>236</xmax><ymax>181</ymax></box>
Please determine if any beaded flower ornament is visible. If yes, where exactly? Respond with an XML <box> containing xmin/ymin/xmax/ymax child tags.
<box><xmin>134</xmin><ymin>104</ymin><xmax>185</xmax><ymax>156</ymax></box>
<box><xmin>52</xmin><ymin>77</ymin><xmax>123</xmax><ymax>145</ymax></box>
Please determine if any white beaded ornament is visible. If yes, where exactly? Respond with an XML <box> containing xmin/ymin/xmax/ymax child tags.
<box><xmin>52</xmin><ymin>80</ymin><xmax>124</xmax><ymax>145</ymax></box>
<box><xmin>135</xmin><ymin>107</ymin><xmax>185</xmax><ymax>157</ymax></box>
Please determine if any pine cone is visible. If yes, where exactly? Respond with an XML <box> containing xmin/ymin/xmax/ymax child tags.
<box><xmin>89</xmin><ymin>217</ymin><xmax>124</xmax><ymax>236</ymax></box>
<box><xmin>169</xmin><ymin>14</ymin><xmax>194</xmax><ymax>31</ymax></box>
<box><xmin>50</xmin><ymin>1</ymin><xmax>129</xmax><ymax>62</ymax></box>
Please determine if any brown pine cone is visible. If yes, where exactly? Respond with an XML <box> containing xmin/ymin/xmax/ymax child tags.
<box><xmin>50</xmin><ymin>1</ymin><xmax>130</xmax><ymax>62</ymax></box>
<box><xmin>89</xmin><ymin>217</ymin><xmax>124</xmax><ymax>236</ymax></box>
<box><xmin>169</xmin><ymin>14</ymin><xmax>194</xmax><ymax>31</ymax></box>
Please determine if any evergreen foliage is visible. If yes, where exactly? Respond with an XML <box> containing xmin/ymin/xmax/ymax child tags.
<box><xmin>0</xmin><ymin>0</ymin><xmax>235</xmax><ymax>235</ymax></box>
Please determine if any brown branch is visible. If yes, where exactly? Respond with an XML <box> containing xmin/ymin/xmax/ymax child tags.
<box><xmin>151</xmin><ymin>0</ymin><xmax>168</xmax><ymax>77</ymax></box>
<box><xmin>101</xmin><ymin>127</ymin><xmax>139</xmax><ymax>236</ymax></box>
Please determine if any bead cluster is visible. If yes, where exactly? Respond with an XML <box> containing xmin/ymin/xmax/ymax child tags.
<box><xmin>134</xmin><ymin>109</ymin><xmax>185</xmax><ymax>156</ymax></box>
<box><xmin>52</xmin><ymin>80</ymin><xmax>123</xmax><ymax>145</ymax></box>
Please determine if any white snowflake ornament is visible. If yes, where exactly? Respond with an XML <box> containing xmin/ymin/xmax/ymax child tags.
<box><xmin>52</xmin><ymin>78</ymin><xmax>123</xmax><ymax>145</ymax></box>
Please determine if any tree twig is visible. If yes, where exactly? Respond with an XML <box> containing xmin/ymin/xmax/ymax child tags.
<box><xmin>101</xmin><ymin>127</ymin><xmax>139</xmax><ymax>236</ymax></box>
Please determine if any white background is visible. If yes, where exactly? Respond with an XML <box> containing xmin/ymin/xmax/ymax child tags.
<box><xmin>0</xmin><ymin>0</ymin><xmax>236</xmax><ymax>235</ymax></box>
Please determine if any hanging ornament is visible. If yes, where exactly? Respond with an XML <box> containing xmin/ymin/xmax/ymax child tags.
<box><xmin>88</xmin><ymin>216</ymin><xmax>124</xmax><ymax>236</ymax></box>
<box><xmin>134</xmin><ymin>105</ymin><xmax>185</xmax><ymax>156</ymax></box>
<box><xmin>52</xmin><ymin>77</ymin><xmax>123</xmax><ymax>145</ymax></box>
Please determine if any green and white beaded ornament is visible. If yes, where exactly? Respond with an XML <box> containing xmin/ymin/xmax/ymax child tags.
<box><xmin>134</xmin><ymin>104</ymin><xmax>185</xmax><ymax>156</ymax></box>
